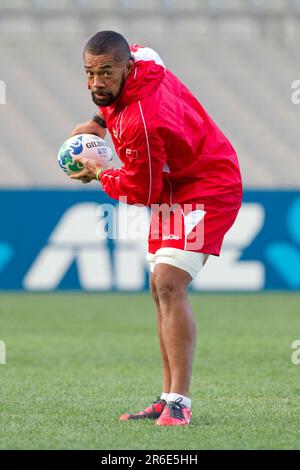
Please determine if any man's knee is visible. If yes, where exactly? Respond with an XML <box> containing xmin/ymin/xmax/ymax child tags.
<box><xmin>153</xmin><ymin>265</ymin><xmax>190</xmax><ymax>304</ymax></box>
<box><xmin>156</xmin><ymin>282</ymin><xmax>180</xmax><ymax>304</ymax></box>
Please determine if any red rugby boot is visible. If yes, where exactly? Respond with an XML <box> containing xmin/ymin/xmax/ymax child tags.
<box><xmin>119</xmin><ymin>397</ymin><xmax>166</xmax><ymax>421</ymax></box>
<box><xmin>156</xmin><ymin>398</ymin><xmax>192</xmax><ymax>426</ymax></box>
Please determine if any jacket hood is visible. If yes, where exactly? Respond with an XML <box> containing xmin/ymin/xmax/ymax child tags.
<box><xmin>112</xmin><ymin>45</ymin><xmax>166</xmax><ymax>107</ymax></box>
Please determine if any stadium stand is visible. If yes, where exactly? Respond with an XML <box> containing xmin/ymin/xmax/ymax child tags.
<box><xmin>0</xmin><ymin>0</ymin><xmax>299</xmax><ymax>187</ymax></box>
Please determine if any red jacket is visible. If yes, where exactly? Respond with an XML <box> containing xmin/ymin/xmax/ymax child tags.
<box><xmin>100</xmin><ymin>45</ymin><xmax>243</xmax><ymax>211</ymax></box>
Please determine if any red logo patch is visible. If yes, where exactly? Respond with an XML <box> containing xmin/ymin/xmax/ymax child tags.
<box><xmin>126</xmin><ymin>149</ymin><xmax>139</xmax><ymax>160</ymax></box>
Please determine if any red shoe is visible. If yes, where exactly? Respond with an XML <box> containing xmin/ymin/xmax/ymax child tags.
<box><xmin>156</xmin><ymin>398</ymin><xmax>192</xmax><ymax>426</ymax></box>
<box><xmin>119</xmin><ymin>397</ymin><xmax>166</xmax><ymax>421</ymax></box>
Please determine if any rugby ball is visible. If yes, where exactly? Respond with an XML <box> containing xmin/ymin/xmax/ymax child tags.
<box><xmin>58</xmin><ymin>134</ymin><xmax>113</xmax><ymax>175</ymax></box>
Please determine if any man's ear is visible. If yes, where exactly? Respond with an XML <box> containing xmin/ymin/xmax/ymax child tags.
<box><xmin>88</xmin><ymin>83</ymin><xmax>91</xmax><ymax>90</ymax></box>
<box><xmin>125</xmin><ymin>59</ymin><xmax>134</xmax><ymax>78</ymax></box>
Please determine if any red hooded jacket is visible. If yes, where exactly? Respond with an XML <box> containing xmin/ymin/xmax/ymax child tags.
<box><xmin>100</xmin><ymin>45</ymin><xmax>243</xmax><ymax>212</ymax></box>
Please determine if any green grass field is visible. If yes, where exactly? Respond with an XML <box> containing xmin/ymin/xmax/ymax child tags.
<box><xmin>0</xmin><ymin>292</ymin><xmax>299</xmax><ymax>450</ymax></box>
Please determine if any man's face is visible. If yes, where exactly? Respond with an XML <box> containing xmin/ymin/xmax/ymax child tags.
<box><xmin>84</xmin><ymin>51</ymin><xmax>133</xmax><ymax>107</ymax></box>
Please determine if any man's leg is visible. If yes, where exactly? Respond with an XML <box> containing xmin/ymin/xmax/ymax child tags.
<box><xmin>149</xmin><ymin>273</ymin><xmax>171</xmax><ymax>394</ymax></box>
<box><xmin>118</xmin><ymin>272</ymin><xmax>171</xmax><ymax>421</ymax></box>
<box><xmin>152</xmin><ymin>264</ymin><xmax>196</xmax><ymax>398</ymax></box>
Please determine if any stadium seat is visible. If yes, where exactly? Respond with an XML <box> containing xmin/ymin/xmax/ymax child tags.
<box><xmin>0</xmin><ymin>16</ymin><xmax>37</xmax><ymax>35</ymax></box>
<box><xmin>31</xmin><ymin>0</ymin><xmax>74</xmax><ymax>12</ymax></box>
<box><xmin>284</xmin><ymin>17</ymin><xmax>300</xmax><ymax>41</ymax></box>
<box><xmin>119</xmin><ymin>0</ymin><xmax>161</xmax><ymax>14</ymax></box>
<box><xmin>129</xmin><ymin>16</ymin><xmax>168</xmax><ymax>41</ymax></box>
<box><xmin>0</xmin><ymin>0</ymin><xmax>31</xmax><ymax>12</ymax></box>
<box><xmin>172</xmin><ymin>17</ymin><xmax>209</xmax><ymax>39</ymax></box>
<box><xmin>214</xmin><ymin>16</ymin><xmax>259</xmax><ymax>40</ymax></box>
<box><xmin>38</xmin><ymin>16</ymin><xmax>83</xmax><ymax>36</ymax></box>
<box><xmin>247</xmin><ymin>0</ymin><xmax>287</xmax><ymax>13</ymax></box>
<box><xmin>161</xmin><ymin>0</ymin><xmax>205</xmax><ymax>14</ymax></box>
<box><xmin>74</xmin><ymin>0</ymin><xmax>118</xmax><ymax>14</ymax></box>
<box><xmin>207</xmin><ymin>0</ymin><xmax>247</xmax><ymax>14</ymax></box>
<box><xmin>290</xmin><ymin>0</ymin><xmax>300</xmax><ymax>13</ymax></box>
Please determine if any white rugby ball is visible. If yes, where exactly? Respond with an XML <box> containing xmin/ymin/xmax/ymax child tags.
<box><xmin>58</xmin><ymin>133</ymin><xmax>113</xmax><ymax>175</ymax></box>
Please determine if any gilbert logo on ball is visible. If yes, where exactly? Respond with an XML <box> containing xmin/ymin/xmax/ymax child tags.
<box><xmin>58</xmin><ymin>134</ymin><xmax>113</xmax><ymax>175</ymax></box>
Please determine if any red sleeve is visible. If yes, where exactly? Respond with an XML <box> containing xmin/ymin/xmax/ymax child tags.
<box><xmin>100</xmin><ymin>122</ymin><xmax>167</xmax><ymax>206</ymax></box>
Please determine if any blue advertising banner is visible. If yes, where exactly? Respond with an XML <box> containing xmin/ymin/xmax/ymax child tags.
<box><xmin>0</xmin><ymin>190</ymin><xmax>299</xmax><ymax>291</ymax></box>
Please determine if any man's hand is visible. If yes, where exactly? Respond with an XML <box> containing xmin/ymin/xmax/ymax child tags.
<box><xmin>69</xmin><ymin>156</ymin><xmax>103</xmax><ymax>184</ymax></box>
<box><xmin>70</xmin><ymin>119</ymin><xmax>107</xmax><ymax>139</ymax></box>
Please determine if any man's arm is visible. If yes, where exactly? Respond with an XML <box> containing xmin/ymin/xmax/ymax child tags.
<box><xmin>71</xmin><ymin>123</ymin><xmax>167</xmax><ymax>206</ymax></box>
<box><xmin>70</xmin><ymin>109</ymin><xmax>107</xmax><ymax>139</ymax></box>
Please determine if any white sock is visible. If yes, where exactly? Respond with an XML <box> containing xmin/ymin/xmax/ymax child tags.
<box><xmin>167</xmin><ymin>393</ymin><xmax>191</xmax><ymax>409</ymax></box>
<box><xmin>160</xmin><ymin>392</ymin><xmax>169</xmax><ymax>402</ymax></box>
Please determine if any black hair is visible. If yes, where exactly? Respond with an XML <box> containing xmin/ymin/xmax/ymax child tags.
<box><xmin>84</xmin><ymin>30</ymin><xmax>131</xmax><ymax>63</ymax></box>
